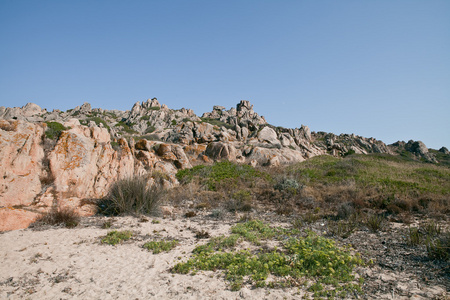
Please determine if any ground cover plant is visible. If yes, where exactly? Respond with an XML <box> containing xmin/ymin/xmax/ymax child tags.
<box><xmin>101</xmin><ymin>230</ymin><xmax>133</xmax><ymax>245</ymax></box>
<box><xmin>171</xmin><ymin>220</ymin><xmax>365</xmax><ymax>297</ymax></box>
<box><xmin>143</xmin><ymin>240</ymin><xmax>179</xmax><ymax>254</ymax></box>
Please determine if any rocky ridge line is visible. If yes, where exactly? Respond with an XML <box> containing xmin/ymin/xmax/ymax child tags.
<box><xmin>0</xmin><ymin>99</ymin><xmax>445</xmax><ymax>231</ymax></box>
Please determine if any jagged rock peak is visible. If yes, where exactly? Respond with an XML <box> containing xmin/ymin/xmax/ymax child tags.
<box><xmin>0</xmin><ymin>102</ymin><xmax>45</xmax><ymax>120</ymax></box>
<box><xmin>202</xmin><ymin>100</ymin><xmax>267</xmax><ymax>128</ymax></box>
<box><xmin>237</xmin><ymin>100</ymin><xmax>253</xmax><ymax>112</ymax></box>
<box><xmin>143</xmin><ymin>98</ymin><xmax>161</xmax><ymax>109</ymax></box>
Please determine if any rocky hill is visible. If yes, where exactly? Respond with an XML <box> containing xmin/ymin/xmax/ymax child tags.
<box><xmin>0</xmin><ymin>99</ymin><xmax>447</xmax><ymax>231</ymax></box>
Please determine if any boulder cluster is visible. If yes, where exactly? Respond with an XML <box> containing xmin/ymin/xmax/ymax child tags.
<box><xmin>0</xmin><ymin>99</ymin><xmax>441</xmax><ymax>230</ymax></box>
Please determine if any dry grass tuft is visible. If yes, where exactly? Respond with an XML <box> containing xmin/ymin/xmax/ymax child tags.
<box><xmin>33</xmin><ymin>206</ymin><xmax>80</xmax><ymax>228</ymax></box>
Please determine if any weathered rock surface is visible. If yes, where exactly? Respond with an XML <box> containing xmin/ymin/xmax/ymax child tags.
<box><xmin>0</xmin><ymin>98</ymin><xmax>445</xmax><ymax>231</ymax></box>
<box><xmin>0</xmin><ymin>120</ymin><xmax>45</xmax><ymax>207</ymax></box>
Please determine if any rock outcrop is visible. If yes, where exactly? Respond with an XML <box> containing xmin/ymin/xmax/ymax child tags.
<box><xmin>0</xmin><ymin>98</ymin><xmax>444</xmax><ymax>231</ymax></box>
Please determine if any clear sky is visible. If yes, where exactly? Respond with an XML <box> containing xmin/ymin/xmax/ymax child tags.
<box><xmin>1</xmin><ymin>1</ymin><xmax>449</xmax><ymax>149</ymax></box>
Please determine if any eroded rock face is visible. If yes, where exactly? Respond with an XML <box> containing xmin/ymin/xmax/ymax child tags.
<box><xmin>1</xmin><ymin>98</ymin><xmax>437</xmax><ymax>231</ymax></box>
<box><xmin>0</xmin><ymin>120</ymin><xmax>45</xmax><ymax>207</ymax></box>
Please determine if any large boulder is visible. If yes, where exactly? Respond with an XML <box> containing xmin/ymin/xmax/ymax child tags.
<box><xmin>257</xmin><ymin>127</ymin><xmax>280</xmax><ymax>145</ymax></box>
<box><xmin>205</xmin><ymin>142</ymin><xmax>237</xmax><ymax>161</ymax></box>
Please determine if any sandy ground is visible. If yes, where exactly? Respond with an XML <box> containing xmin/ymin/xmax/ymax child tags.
<box><xmin>0</xmin><ymin>215</ymin><xmax>448</xmax><ymax>299</ymax></box>
<box><xmin>0</xmin><ymin>216</ymin><xmax>308</xmax><ymax>300</ymax></box>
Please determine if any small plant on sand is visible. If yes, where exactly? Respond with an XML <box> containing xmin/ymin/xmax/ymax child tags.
<box><xmin>34</xmin><ymin>206</ymin><xmax>80</xmax><ymax>228</ymax></box>
<box><xmin>425</xmin><ymin>234</ymin><xmax>450</xmax><ymax>261</ymax></box>
<box><xmin>172</xmin><ymin>220</ymin><xmax>364</xmax><ymax>297</ymax></box>
<box><xmin>366</xmin><ymin>213</ymin><xmax>385</xmax><ymax>233</ymax></box>
<box><xmin>98</xmin><ymin>175</ymin><xmax>165</xmax><ymax>216</ymax></box>
<box><xmin>101</xmin><ymin>230</ymin><xmax>133</xmax><ymax>245</ymax></box>
<box><xmin>101</xmin><ymin>220</ymin><xmax>113</xmax><ymax>229</ymax></box>
<box><xmin>143</xmin><ymin>239</ymin><xmax>179</xmax><ymax>254</ymax></box>
<box><xmin>422</xmin><ymin>220</ymin><xmax>442</xmax><ymax>237</ymax></box>
<box><xmin>327</xmin><ymin>220</ymin><xmax>357</xmax><ymax>239</ymax></box>
<box><xmin>407</xmin><ymin>227</ymin><xmax>422</xmax><ymax>246</ymax></box>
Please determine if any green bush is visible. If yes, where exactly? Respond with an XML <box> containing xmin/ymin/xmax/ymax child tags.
<box><xmin>200</xmin><ymin>117</ymin><xmax>233</xmax><ymax>129</ymax></box>
<box><xmin>86</xmin><ymin>117</ymin><xmax>110</xmax><ymax>130</ymax></box>
<box><xmin>98</xmin><ymin>176</ymin><xmax>165</xmax><ymax>216</ymax></box>
<box><xmin>45</xmin><ymin>122</ymin><xmax>67</xmax><ymax>139</ymax></box>
<box><xmin>274</xmin><ymin>177</ymin><xmax>300</xmax><ymax>194</ymax></box>
<box><xmin>115</xmin><ymin>121</ymin><xmax>138</xmax><ymax>134</ymax></box>
<box><xmin>366</xmin><ymin>214</ymin><xmax>385</xmax><ymax>233</ymax></box>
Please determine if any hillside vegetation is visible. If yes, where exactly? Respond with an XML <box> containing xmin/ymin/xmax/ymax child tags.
<box><xmin>172</xmin><ymin>153</ymin><xmax>449</xmax><ymax>218</ymax></box>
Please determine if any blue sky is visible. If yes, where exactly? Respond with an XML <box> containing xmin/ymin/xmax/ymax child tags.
<box><xmin>1</xmin><ymin>0</ymin><xmax>449</xmax><ymax>149</ymax></box>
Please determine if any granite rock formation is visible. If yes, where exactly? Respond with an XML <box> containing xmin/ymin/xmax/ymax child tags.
<box><xmin>0</xmin><ymin>99</ymin><xmax>443</xmax><ymax>230</ymax></box>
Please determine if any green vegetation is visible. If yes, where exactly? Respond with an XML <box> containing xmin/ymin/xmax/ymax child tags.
<box><xmin>145</xmin><ymin>124</ymin><xmax>156</xmax><ymax>133</ymax></box>
<box><xmin>45</xmin><ymin>121</ymin><xmax>67</xmax><ymax>139</ymax></box>
<box><xmin>115</xmin><ymin>121</ymin><xmax>138</xmax><ymax>134</ymax></box>
<box><xmin>172</xmin><ymin>220</ymin><xmax>364</xmax><ymax>296</ymax></box>
<box><xmin>86</xmin><ymin>116</ymin><xmax>110</xmax><ymax>130</ymax></box>
<box><xmin>365</xmin><ymin>214</ymin><xmax>385</xmax><ymax>233</ymax></box>
<box><xmin>290</xmin><ymin>154</ymin><xmax>450</xmax><ymax>206</ymax></box>
<box><xmin>200</xmin><ymin>117</ymin><xmax>234</xmax><ymax>130</ymax></box>
<box><xmin>98</xmin><ymin>175</ymin><xmax>165</xmax><ymax>216</ymax></box>
<box><xmin>148</xmin><ymin>106</ymin><xmax>161</xmax><ymax>111</ymax></box>
<box><xmin>176</xmin><ymin>161</ymin><xmax>271</xmax><ymax>191</ymax></box>
<box><xmin>101</xmin><ymin>230</ymin><xmax>133</xmax><ymax>245</ymax></box>
<box><xmin>407</xmin><ymin>222</ymin><xmax>449</xmax><ymax>261</ymax></box>
<box><xmin>143</xmin><ymin>240</ymin><xmax>179</xmax><ymax>254</ymax></box>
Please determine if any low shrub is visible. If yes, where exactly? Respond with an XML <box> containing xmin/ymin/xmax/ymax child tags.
<box><xmin>101</xmin><ymin>230</ymin><xmax>133</xmax><ymax>245</ymax></box>
<box><xmin>407</xmin><ymin>227</ymin><xmax>422</xmax><ymax>245</ymax></box>
<box><xmin>327</xmin><ymin>220</ymin><xmax>357</xmax><ymax>239</ymax></box>
<box><xmin>200</xmin><ymin>117</ymin><xmax>233</xmax><ymax>129</ymax></box>
<box><xmin>33</xmin><ymin>206</ymin><xmax>80</xmax><ymax>228</ymax></box>
<box><xmin>425</xmin><ymin>234</ymin><xmax>450</xmax><ymax>261</ymax></box>
<box><xmin>45</xmin><ymin>122</ymin><xmax>67</xmax><ymax>140</ymax></box>
<box><xmin>366</xmin><ymin>213</ymin><xmax>385</xmax><ymax>233</ymax></box>
<box><xmin>274</xmin><ymin>177</ymin><xmax>300</xmax><ymax>194</ymax></box>
<box><xmin>98</xmin><ymin>176</ymin><xmax>165</xmax><ymax>216</ymax></box>
<box><xmin>86</xmin><ymin>117</ymin><xmax>110</xmax><ymax>130</ymax></box>
<box><xmin>115</xmin><ymin>121</ymin><xmax>138</xmax><ymax>134</ymax></box>
<box><xmin>143</xmin><ymin>239</ymin><xmax>179</xmax><ymax>254</ymax></box>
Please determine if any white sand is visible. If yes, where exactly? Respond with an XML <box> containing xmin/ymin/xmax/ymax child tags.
<box><xmin>0</xmin><ymin>216</ymin><xmax>306</xmax><ymax>299</ymax></box>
